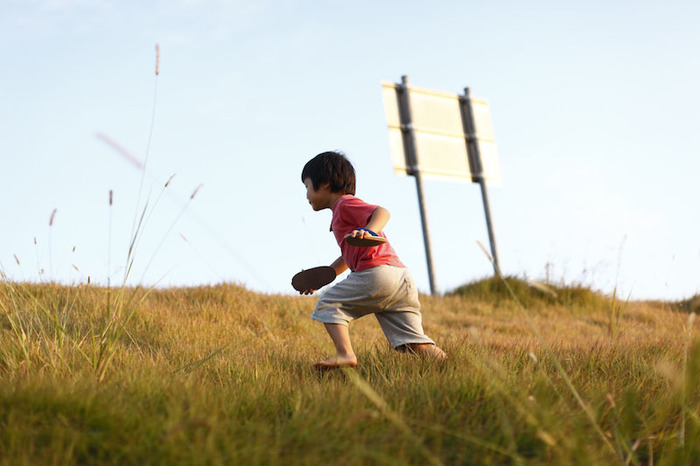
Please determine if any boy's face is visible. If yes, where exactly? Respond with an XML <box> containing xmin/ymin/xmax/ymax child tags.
<box><xmin>304</xmin><ymin>177</ymin><xmax>331</xmax><ymax>211</ymax></box>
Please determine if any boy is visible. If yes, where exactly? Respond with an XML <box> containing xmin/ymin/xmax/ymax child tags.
<box><xmin>300</xmin><ymin>151</ymin><xmax>446</xmax><ymax>371</ymax></box>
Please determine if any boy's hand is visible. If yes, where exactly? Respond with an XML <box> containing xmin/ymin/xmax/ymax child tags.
<box><xmin>348</xmin><ymin>228</ymin><xmax>370</xmax><ymax>240</ymax></box>
<box><xmin>347</xmin><ymin>227</ymin><xmax>378</xmax><ymax>240</ymax></box>
<box><xmin>344</xmin><ymin>228</ymin><xmax>386</xmax><ymax>247</ymax></box>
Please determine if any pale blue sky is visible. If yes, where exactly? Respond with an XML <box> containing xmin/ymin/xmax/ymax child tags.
<box><xmin>2</xmin><ymin>0</ymin><xmax>698</xmax><ymax>300</ymax></box>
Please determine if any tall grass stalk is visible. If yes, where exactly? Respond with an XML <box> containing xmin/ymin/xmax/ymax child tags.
<box><xmin>33</xmin><ymin>237</ymin><xmax>43</xmax><ymax>279</ymax></box>
<box><xmin>680</xmin><ymin>312</ymin><xmax>696</xmax><ymax>447</ymax></box>
<box><xmin>130</xmin><ymin>43</ymin><xmax>160</xmax><ymax>245</ymax></box>
<box><xmin>89</xmin><ymin>44</ymin><xmax>189</xmax><ymax>382</ymax></box>
<box><xmin>108</xmin><ymin>190</ymin><xmax>113</xmax><ymax>289</ymax></box>
<box><xmin>94</xmin><ymin>182</ymin><xmax>189</xmax><ymax>381</ymax></box>
<box><xmin>48</xmin><ymin>208</ymin><xmax>57</xmax><ymax>278</ymax></box>
<box><xmin>138</xmin><ymin>182</ymin><xmax>202</xmax><ymax>284</ymax></box>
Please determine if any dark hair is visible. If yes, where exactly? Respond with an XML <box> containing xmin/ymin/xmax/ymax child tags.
<box><xmin>301</xmin><ymin>151</ymin><xmax>356</xmax><ymax>195</ymax></box>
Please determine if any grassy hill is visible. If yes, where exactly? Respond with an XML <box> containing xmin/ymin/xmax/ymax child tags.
<box><xmin>0</xmin><ymin>278</ymin><xmax>698</xmax><ymax>464</ymax></box>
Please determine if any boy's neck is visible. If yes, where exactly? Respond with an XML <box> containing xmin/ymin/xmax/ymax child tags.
<box><xmin>329</xmin><ymin>192</ymin><xmax>349</xmax><ymax>211</ymax></box>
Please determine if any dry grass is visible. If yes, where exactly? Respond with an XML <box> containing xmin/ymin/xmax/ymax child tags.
<box><xmin>0</xmin><ymin>279</ymin><xmax>698</xmax><ymax>464</ymax></box>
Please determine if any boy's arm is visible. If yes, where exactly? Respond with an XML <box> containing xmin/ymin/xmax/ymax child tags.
<box><xmin>348</xmin><ymin>206</ymin><xmax>390</xmax><ymax>240</ymax></box>
<box><xmin>330</xmin><ymin>256</ymin><xmax>348</xmax><ymax>276</ymax></box>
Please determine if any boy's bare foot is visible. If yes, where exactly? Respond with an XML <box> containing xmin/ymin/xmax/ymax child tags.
<box><xmin>400</xmin><ymin>343</ymin><xmax>447</xmax><ymax>361</ymax></box>
<box><xmin>312</xmin><ymin>355</ymin><xmax>358</xmax><ymax>372</ymax></box>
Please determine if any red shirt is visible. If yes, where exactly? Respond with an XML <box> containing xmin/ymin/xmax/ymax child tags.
<box><xmin>330</xmin><ymin>195</ymin><xmax>405</xmax><ymax>272</ymax></box>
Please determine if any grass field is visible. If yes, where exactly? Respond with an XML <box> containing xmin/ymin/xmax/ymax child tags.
<box><xmin>0</xmin><ymin>277</ymin><xmax>698</xmax><ymax>465</ymax></box>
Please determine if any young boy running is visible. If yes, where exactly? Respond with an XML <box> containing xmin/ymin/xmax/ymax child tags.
<box><xmin>300</xmin><ymin>151</ymin><xmax>446</xmax><ymax>370</ymax></box>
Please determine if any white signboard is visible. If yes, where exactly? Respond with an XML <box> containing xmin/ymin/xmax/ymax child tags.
<box><xmin>381</xmin><ymin>81</ymin><xmax>502</xmax><ymax>186</ymax></box>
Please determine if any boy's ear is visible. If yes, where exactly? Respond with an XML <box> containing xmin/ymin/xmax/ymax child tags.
<box><xmin>320</xmin><ymin>182</ymin><xmax>331</xmax><ymax>191</ymax></box>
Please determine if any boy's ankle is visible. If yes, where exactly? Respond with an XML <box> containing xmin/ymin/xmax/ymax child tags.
<box><xmin>335</xmin><ymin>352</ymin><xmax>357</xmax><ymax>363</ymax></box>
<box><xmin>397</xmin><ymin>343</ymin><xmax>447</xmax><ymax>360</ymax></box>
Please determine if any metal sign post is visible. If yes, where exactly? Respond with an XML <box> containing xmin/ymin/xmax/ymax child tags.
<box><xmin>396</xmin><ymin>75</ymin><xmax>438</xmax><ymax>295</ymax></box>
<box><xmin>460</xmin><ymin>87</ymin><xmax>501</xmax><ymax>275</ymax></box>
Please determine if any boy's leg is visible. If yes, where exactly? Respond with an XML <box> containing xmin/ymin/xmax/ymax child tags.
<box><xmin>313</xmin><ymin>323</ymin><xmax>358</xmax><ymax>371</ymax></box>
<box><xmin>310</xmin><ymin>270</ymin><xmax>384</xmax><ymax>370</ymax></box>
<box><xmin>374</xmin><ymin>268</ymin><xmax>447</xmax><ymax>361</ymax></box>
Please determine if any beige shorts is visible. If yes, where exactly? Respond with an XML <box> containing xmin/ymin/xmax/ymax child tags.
<box><xmin>311</xmin><ymin>265</ymin><xmax>434</xmax><ymax>348</ymax></box>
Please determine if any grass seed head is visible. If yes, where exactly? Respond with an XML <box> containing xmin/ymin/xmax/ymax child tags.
<box><xmin>49</xmin><ymin>208</ymin><xmax>57</xmax><ymax>226</ymax></box>
<box><xmin>155</xmin><ymin>43</ymin><xmax>160</xmax><ymax>76</ymax></box>
<box><xmin>190</xmin><ymin>184</ymin><xmax>203</xmax><ymax>200</ymax></box>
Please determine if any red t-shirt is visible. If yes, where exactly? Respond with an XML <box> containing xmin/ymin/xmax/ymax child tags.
<box><xmin>330</xmin><ymin>195</ymin><xmax>405</xmax><ymax>272</ymax></box>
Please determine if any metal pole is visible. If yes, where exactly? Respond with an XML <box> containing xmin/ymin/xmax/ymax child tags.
<box><xmin>460</xmin><ymin>87</ymin><xmax>501</xmax><ymax>276</ymax></box>
<box><xmin>397</xmin><ymin>75</ymin><xmax>438</xmax><ymax>295</ymax></box>
<box><xmin>476</xmin><ymin>174</ymin><xmax>501</xmax><ymax>276</ymax></box>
